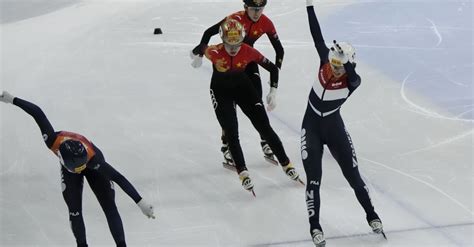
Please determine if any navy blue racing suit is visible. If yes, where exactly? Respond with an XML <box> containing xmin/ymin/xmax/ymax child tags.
<box><xmin>13</xmin><ymin>97</ymin><xmax>142</xmax><ymax>247</ymax></box>
<box><xmin>302</xmin><ymin>5</ymin><xmax>381</xmax><ymax>234</ymax></box>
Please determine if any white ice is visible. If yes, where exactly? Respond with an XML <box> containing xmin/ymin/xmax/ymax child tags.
<box><xmin>0</xmin><ymin>0</ymin><xmax>472</xmax><ymax>246</ymax></box>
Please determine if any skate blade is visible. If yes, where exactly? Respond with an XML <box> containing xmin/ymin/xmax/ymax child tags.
<box><xmin>242</xmin><ymin>186</ymin><xmax>256</xmax><ymax>197</ymax></box>
<box><xmin>264</xmin><ymin>156</ymin><xmax>278</xmax><ymax>166</ymax></box>
<box><xmin>249</xmin><ymin>189</ymin><xmax>256</xmax><ymax>197</ymax></box>
<box><xmin>222</xmin><ymin>162</ymin><xmax>236</xmax><ymax>171</ymax></box>
<box><xmin>296</xmin><ymin>177</ymin><xmax>305</xmax><ymax>186</ymax></box>
<box><xmin>372</xmin><ymin>229</ymin><xmax>387</xmax><ymax>239</ymax></box>
<box><xmin>315</xmin><ymin>241</ymin><xmax>326</xmax><ymax>247</ymax></box>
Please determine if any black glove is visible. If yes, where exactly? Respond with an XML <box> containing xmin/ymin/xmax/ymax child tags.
<box><xmin>192</xmin><ymin>44</ymin><xmax>205</xmax><ymax>56</ymax></box>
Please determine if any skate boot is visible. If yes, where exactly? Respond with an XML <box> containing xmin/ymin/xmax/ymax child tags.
<box><xmin>282</xmin><ymin>162</ymin><xmax>305</xmax><ymax>185</ymax></box>
<box><xmin>312</xmin><ymin>229</ymin><xmax>326</xmax><ymax>247</ymax></box>
<box><xmin>238</xmin><ymin>170</ymin><xmax>255</xmax><ymax>196</ymax></box>
<box><xmin>221</xmin><ymin>144</ymin><xmax>236</xmax><ymax>171</ymax></box>
<box><xmin>369</xmin><ymin>219</ymin><xmax>386</xmax><ymax>239</ymax></box>
<box><xmin>261</xmin><ymin>140</ymin><xmax>278</xmax><ymax>165</ymax></box>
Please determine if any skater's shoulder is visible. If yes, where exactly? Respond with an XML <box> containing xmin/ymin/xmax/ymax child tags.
<box><xmin>205</xmin><ymin>44</ymin><xmax>225</xmax><ymax>59</ymax></box>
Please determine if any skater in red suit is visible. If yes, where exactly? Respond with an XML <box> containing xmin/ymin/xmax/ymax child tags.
<box><xmin>191</xmin><ymin>0</ymin><xmax>284</xmax><ymax>166</ymax></box>
<box><xmin>199</xmin><ymin>19</ymin><xmax>301</xmax><ymax>194</ymax></box>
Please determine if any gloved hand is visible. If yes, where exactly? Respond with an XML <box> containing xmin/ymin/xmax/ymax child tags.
<box><xmin>191</xmin><ymin>44</ymin><xmax>205</xmax><ymax>57</ymax></box>
<box><xmin>0</xmin><ymin>91</ymin><xmax>15</xmax><ymax>104</ymax></box>
<box><xmin>266</xmin><ymin>87</ymin><xmax>277</xmax><ymax>111</ymax></box>
<box><xmin>137</xmin><ymin>199</ymin><xmax>155</xmax><ymax>219</ymax></box>
<box><xmin>306</xmin><ymin>0</ymin><xmax>314</xmax><ymax>6</ymax></box>
<box><xmin>340</xmin><ymin>52</ymin><xmax>350</xmax><ymax>64</ymax></box>
<box><xmin>190</xmin><ymin>50</ymin><xmax>203</xmax><ymax>68</ymax></box>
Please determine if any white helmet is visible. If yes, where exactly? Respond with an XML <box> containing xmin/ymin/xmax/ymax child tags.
<box><xmin>328</xmin><ymin>40</ymin><xmax>356</xmax><ymax>66</ymax></box>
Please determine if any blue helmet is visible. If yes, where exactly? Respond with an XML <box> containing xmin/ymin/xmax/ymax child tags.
<box><xmin>58</xmin><ymin>140</ymin><xmax>87</xmax><ymax>173</ymax></box>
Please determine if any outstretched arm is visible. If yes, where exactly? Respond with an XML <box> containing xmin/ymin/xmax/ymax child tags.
<box><xmin>92</xmin><ymin>157</ymin><xmax>155</xmax><ymax>219</ymax></box>
<box><xmin>94</xmin><ymin>161</ymin><xmax>142</xmax><ymax>202</ymax></box>
<box><xmin>1</xmin><ymin>92</ymin><xmax>56</xmax><ymax>147</ymax></box>
<box><xmin>192</xmin><ymin>18</ymin><xmax>225</xmax><ymax>56</ymax></box>
<box><xmin>306</xmin><ymin>1</ymin><xmax>330</xmax><ymax>62</ymax></box>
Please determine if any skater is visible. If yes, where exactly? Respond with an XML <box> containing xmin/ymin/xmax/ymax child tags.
<box><xmin>0</xmin><ymin>91</ymin><xmax>155</xmax><ymax>247</ymax></box>
<box><xmin>201</xmin><ymin>18</ymin><xmax>301</xmax><ymax>194</ymax></box>
<box><xmin>190</xmin><ymin>0</ymin><xmax>284</xmax><ymax>166</ymax></box>
<box><xmin>302</xmin><ymin>0</ymin><xmax>384</xmax><ymax>246</ymax></box>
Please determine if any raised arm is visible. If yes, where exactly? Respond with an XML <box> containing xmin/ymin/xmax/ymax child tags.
<box><xmin>306</xmin><ymin>1</ymin><xmax>329</xmax><ymax>62</ymax></box>
<box><xmin>13</xmin><ymin>98</ymin><xmax>56</xmax><ymax>146</ymax></box>
<box><xmin>1</xmin><ymin>92</ymin><xmax>56</xmax><ymax>147</ymax></box>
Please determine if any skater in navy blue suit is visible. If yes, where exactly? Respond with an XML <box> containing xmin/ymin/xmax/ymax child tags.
<box><xmin>0</xmin><ymin>91</ymin><xmax>155</xmax><ymax>247</ymax></box>
<box><xmin>302</xmin><ymin>1</ymin><xmax>385</xmax><ymax>246</ymax></box>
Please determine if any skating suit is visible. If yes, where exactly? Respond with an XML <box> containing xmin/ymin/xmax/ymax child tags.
<box><xmin>302</xmin><ymin>5</ymin><xmax>378</xmax><ymax>232</ymax></box>
<box><xmin>13</xmin><ymin>97</ymin><xmax>142</xmax><ymax>246</ymax></box>
<box><xmin>194</xmin><ymin>11</ymin><xmax>284</xmax><ymax>96</ymax></box>
<box><xmin>204</xmin><ymin>43</ymin><xmax>289</xmax><ymax>172</ymax></box>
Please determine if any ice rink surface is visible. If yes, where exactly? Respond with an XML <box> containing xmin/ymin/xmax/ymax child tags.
<box><xmin>0</xmin><ymin>0</ymin><xmax>472</xmax><ymax>246</ymax></box>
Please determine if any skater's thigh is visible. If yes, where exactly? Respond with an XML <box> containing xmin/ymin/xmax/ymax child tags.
<box><xmin>301</xmin><ymin>109</ymin><xmax>324</xmax><ymax>176</ymax></box>
<box><xmin>85</xmin><ymin>169</ymin><xmax>115</xmax><ymax>206</ymax></box>
<box><xmin>235</xmin><ymin>79</ymin><xmax>268</xmax><ymax>126</ymax></box>
<box><xmin>325</xmin><ymin>116</ymin><xmax>356</xmax><ymax>170</ymax></box>
<box><xmin>210</xmin><ymin>83</ymin><xmax>238</xmax><ymax>131</ymax></box>
<box><xmin>61</xmin><ymin>167</ymin><xmax>84</xmax><ymax>210</ymax></box>
<box><xmin>245</xmin><ymin>62</ymin><xmax>262</xmax><ymax>98</ymax></box>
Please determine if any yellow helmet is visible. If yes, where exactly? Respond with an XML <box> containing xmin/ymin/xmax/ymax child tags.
<box><xmin>219</xmin><ymin>19</ymin><xmax>245</xmax><ymax>46</ymax></box>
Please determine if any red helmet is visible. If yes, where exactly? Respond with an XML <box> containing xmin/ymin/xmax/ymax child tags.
<box><xmin>219</xmin><ymin>19</ymin><xmax>245</xmax><ymax>46</ymax></box>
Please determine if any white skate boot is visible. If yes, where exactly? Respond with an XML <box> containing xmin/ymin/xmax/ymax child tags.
<box><xmin>221</xmin><ymin>144</ymin><xmax>235</xmax><ymax>171</ymax></box>
<box><xmin>261</xmin><ymin>140</ymin><xmax>278</xmax><ymax>165</ymax></box>
<box><xmin>369</xmin><ymin>219</ymin><xmax>386</xmax><ymax>239</ymax></box>
<box><xmin>282</xmin><ymin>162</ymin><xmax>305</xmax><ymax>185</ymax></box>
<box><xmin>312</xmin><ymin>229</ymin><xmax>326</xmax><ymax>247</ymax></box>
<box><xmin>238</xmin><ymin>170</ymin><xmax>255</xmax><ymax>196</ymax></box>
